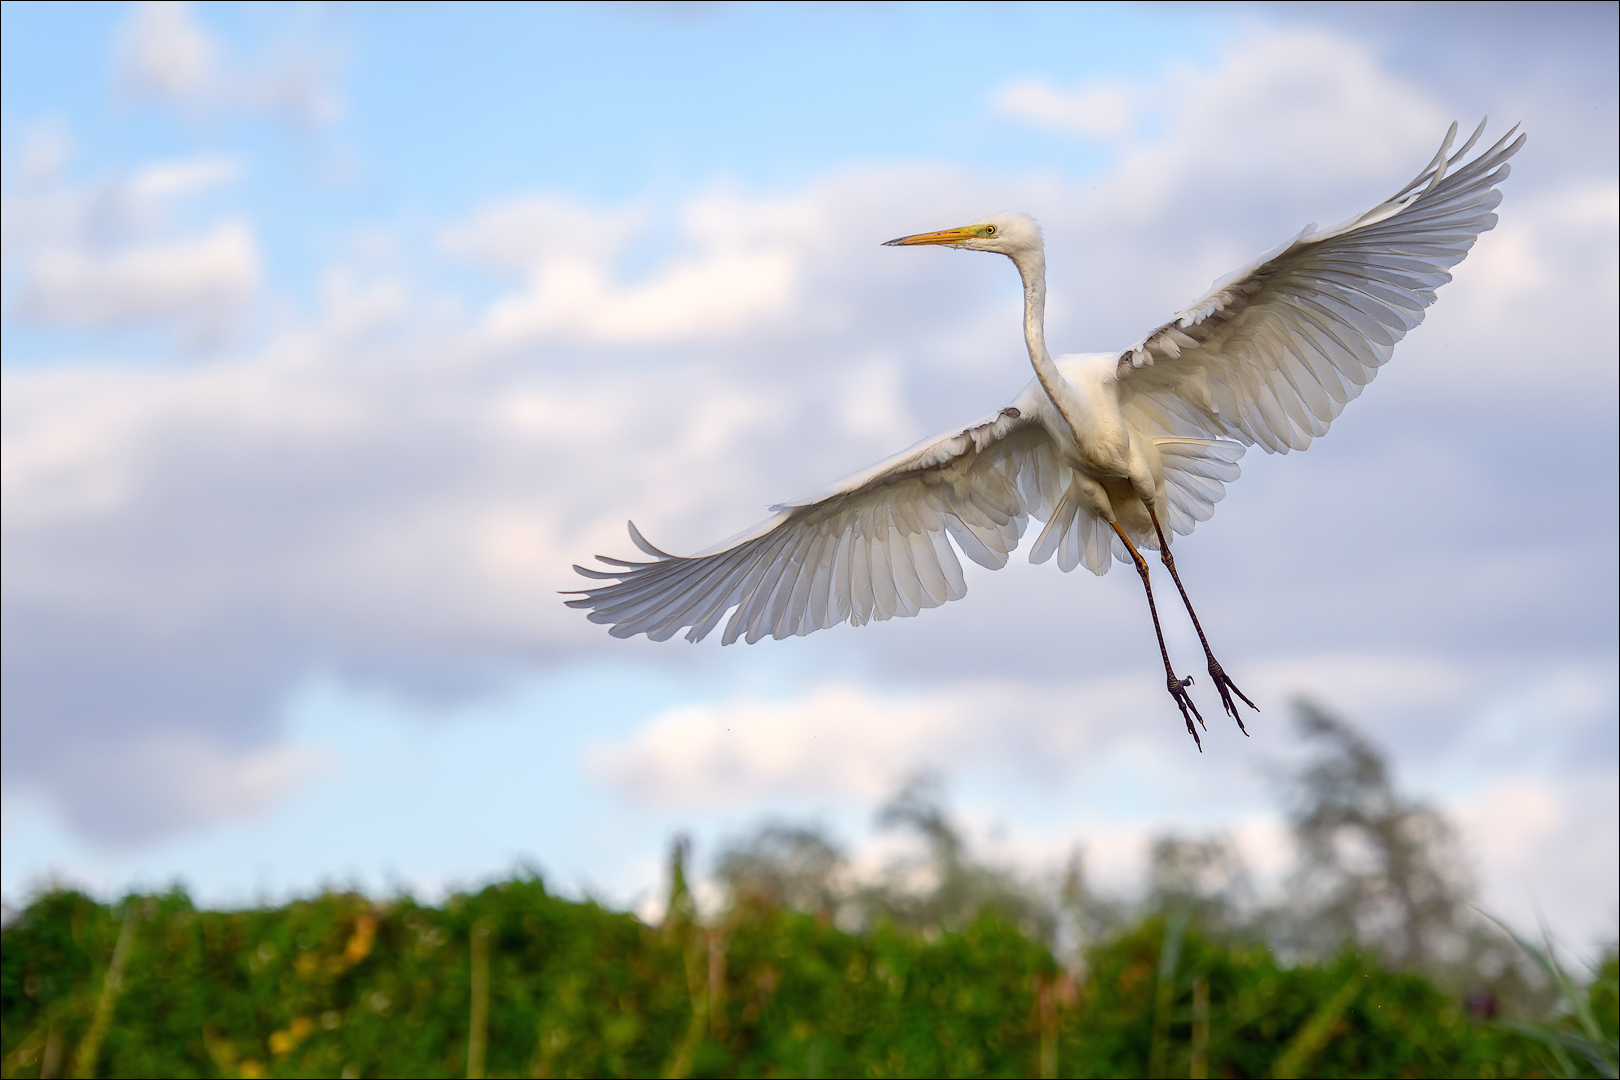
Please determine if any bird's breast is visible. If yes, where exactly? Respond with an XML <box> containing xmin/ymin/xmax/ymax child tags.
<box><xmin>1049</xmin><ymin>373</ymin><xmax>1132</xmax><ymax>478</ymax></box>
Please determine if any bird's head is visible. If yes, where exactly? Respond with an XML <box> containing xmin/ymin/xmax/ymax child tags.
<box><xmin>882</xmin><ymin>211</ymin><xmax>1042</xmax><ymax>258</ymax></box>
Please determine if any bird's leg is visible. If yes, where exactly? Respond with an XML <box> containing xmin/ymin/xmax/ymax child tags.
<box><xmin>1109</xmin><ymin>522</ymin><xmax>1204</xmax><ymax>750</ymax></box>
<box><xmin>1147</xmin><ymin>509</ymin><xmax>1257</xmax><ymax>733</ymax></box>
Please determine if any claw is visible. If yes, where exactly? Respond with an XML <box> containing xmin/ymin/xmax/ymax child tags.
<box><xmin>1167</xmin><ymin>672</ymin><xmax>1205</xmax><ymax>751</ymax></box>
<box><xmin>1206</xmin><ymin>658</ymin><xmax>1258</xmax><ymax>735</ymax></box>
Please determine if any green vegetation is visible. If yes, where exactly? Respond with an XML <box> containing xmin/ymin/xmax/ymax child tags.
<box><xmin>4</xmin><ymin>704</ymin><xmax>1615</xmax><ymax>1078</ymax></box>
<box><xmin>5</xmin><ymin>875</ymin><xmax>1614</xmax><ymax>1079</ymax></box>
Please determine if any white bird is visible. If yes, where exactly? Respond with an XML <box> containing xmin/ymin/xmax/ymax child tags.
<box><xmin>568</xmin><ymin>121</ymin><xmax>1524</xmax><ymax>749</ymax></box>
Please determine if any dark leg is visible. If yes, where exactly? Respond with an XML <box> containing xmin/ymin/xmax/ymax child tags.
<box><xmin>1109</xmin><ymin>522</ymin><xmax>1205</xmax><ymax>750</ymax></box>
<box><xmin>1147</xmin><ymin>509</ymin><xmax>1258</xmax><ymax>733</ymax></box>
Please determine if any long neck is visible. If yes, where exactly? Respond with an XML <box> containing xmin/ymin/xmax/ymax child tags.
<box><xmin>1010</xmin><ymin>246</ymin><xmax>1073</xmax><ymax>428</ymax></box>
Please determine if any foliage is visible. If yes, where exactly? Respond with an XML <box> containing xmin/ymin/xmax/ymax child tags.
<box><xmin>1486</xmin><ymin>919</ymin><xmax>1619</xmax><ymax>1079</ymax></box>
<box><xmin>1066</xmin><ymin>913</ymin><xmax>1555</xmax><ymax>1080</ymax></box>
<box><xmin>3</xmin><ymin>870</ymin><xmax>1605</xmax><ymax>1079</ymax></box>
<box><xmin>4</xmin><ymin>703</ymin><xmax>1609</xmax><ymax>1077</ymax></box>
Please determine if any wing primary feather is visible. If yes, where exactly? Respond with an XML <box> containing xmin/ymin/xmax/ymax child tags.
<box><xmin>745</xmin><ymin>531</ymin><xmax>811</xmax><ymax>643</ymax></box>
<box><xmin>721</xmin><ymin>529</ymin><xmax>799</xmax><ymax>645</ymax></box>
<box><xmin>1445</xmin><ymin>117</ymin><xmax>1489</xmax><ymax>167</ymax></box>
<box><xmin>569</xmin><ymin>564</ymin><xmax>624</xmax><ymax>582</ymax></box>
<box><xmin>650</xmin><ymin>561</ymin><xmax>743</xmax><ymax>641</ymax></box>
<box><xmin>888</xmin><ymin>524</ymin><xmax>928</xmax><ymax>609</ymax></box>
<box><xmin>1389</xmin><ymin>121</ymin><xmax>1459</xmax><ymax>201</ymax></box>
<box><xmin>1417</xmin><ymin>122</ymin><xmax>1460</xmax><ymax>196</ymax></box>
<box><xmin>627</xmin><ymin>521</ymin><xmax>677</xmax><ymax>559</ymax></box>
<box><xmin>866</xmin><ymin>518</ymin><xmax>900</xmax><ymax>619</ymax></box>
<box><xmin>805</xmin><ymin>523</ymin><xmax>837</xmax><ymax>629</ymax></box>
<box><xmin>770</xmin><ymin>530</ymin><xmax>823</xmax><ymax>638</ymax></box>
<box><xmin>640</xmin><ymin>548</ymin><xmax>760</xmax><ymax>640</ymax></box>
<box><xmin>688</xmin><ymin>547</ymin><xmax>773</xmax><ymax>641</ymax></box>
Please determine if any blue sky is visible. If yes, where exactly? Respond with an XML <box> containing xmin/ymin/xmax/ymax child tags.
<box><xmin>3</xmin><ymin>2</ymin><xmax>1616</xmax><ymax>946</ymax></box>
<box><xmin>1</xmin><ymin>2</ymin><xmax>1215</xmax><ymax>342</ymax></box>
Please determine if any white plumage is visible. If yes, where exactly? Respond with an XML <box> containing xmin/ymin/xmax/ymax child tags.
<box><xmin>567</xmin><ymin>121</ymin><xmax>1522</xmax><ymax>740</ymax></box>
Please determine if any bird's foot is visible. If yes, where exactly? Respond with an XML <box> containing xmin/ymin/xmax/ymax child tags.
<box><xmin>1166</xmin><ymin>673</ymin><xmax>1205</xmax><ymax>751</ymax></box>
<box><xmin>1206</xmin><ymin>657</ymin><xmax>1257</xmax><ymax>734</ymax></box>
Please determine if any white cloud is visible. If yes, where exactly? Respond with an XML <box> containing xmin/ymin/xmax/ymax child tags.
<box><xmin>579</xmin><ymin>657</ymin><xmax>1567</xmax><ymax>817</ymax></box>
<box><xmin>587</xmin><ymin>682</ymin><xmax>1028</xmax><ymax>808</ymax></box>
<box><xmin>16</xmin><ymin>120</ymin><xmax>74</xmax><ymax>183</ymax></box>
<box><xmin>128</xmin><ymin>156</ymin><xmax>240</xmax><ymax>200</ymax></box>
<box><xmin>4</xmin><ymin>155</ymin><xmax>258</xmax><ymax>338</ymax></box>
<box><xmin>117</xmin><ymin>1</ymin><xmax>219</xmax><ymax>105</ymax></box>
<box><xmin>1406</xmin><ymin>178</ymin><xmax>1620</xmax><ymax>400</ymax></box>
<box><xmin>1240</xmin><ymin>654</ymin><xmax>1468</xmax><ymax>716</ymax></box>
<box><xmin>440</xmin><ymin>196</ymin><xmax>646</xmax><ymax>275</ymax></box>
<box><xmin>1449</xmin><ymin>769</ymin><xmax>1619</xmax><ymax>947</ymax></box>
<box><xmin>317</xmin><ymin>269</ymin><xmax>410</xmax><ymax>341</ymax></box>
<box><xmin>443</xmin><ymin>192</ymin><xmax>809</xmax><ymax>347</ymax></box>
<box><xmin>1454</xmin><ymin>776</ymin><xmax>1562</xmax><ymax>864</ymax></box>
<box><xmin>582</xmin><ymin>656</ymin><xmax>1473</xmax><ymax>813</ymax></box>
<box><xmin>114</xmin><ymin>1</ymin><xmax>339</xmax><ymax>127</ymax></box>
<box><xmin>994</xmin><ymin>80</ymin><xmax>1135</xmax><ymax>138</ymax></box>
<box><xmin>21</xmin><ymin>222</ymin><xmax>258</xmax><ymax>331</ymax></box>
<box><xmin>59</xmin><ymin>734</ymin><xmax>329</xmax><ymax>845</ymax></box>
<box><xmin>997</xmin><ymin>28</ymin><xmax>1445</xmax><ymax>213</ymax></box>
<box><xmin>2</xmin><ymin>153</ymin><xmax>237</xmax><ymax>256</ymax></box>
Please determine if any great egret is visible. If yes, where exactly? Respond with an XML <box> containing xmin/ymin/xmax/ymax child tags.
<box><xmin>568</xmin><ymin>121</ymin><xmax>1524</xmax><ymax>749</ymax></box>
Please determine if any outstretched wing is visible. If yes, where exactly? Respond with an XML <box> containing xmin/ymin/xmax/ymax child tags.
<box><xmin>567</xmin><ymin>388</ymin><xmax>1067</xmax><ymax>644</ymax></box>
<box><xmin>1116</xmin><ymin>121</ymin><xmax>1525</xmax><ymax>452</ymax></box>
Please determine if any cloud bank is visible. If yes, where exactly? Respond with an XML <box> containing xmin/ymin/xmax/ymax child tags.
<box><xmin>2</xmin><ymin>16</ymin><xmax>1614</xmax><ymax>946</ymax></box>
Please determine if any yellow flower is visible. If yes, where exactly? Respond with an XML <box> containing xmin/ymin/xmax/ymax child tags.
<box><xmin>268</xmin><ymin>1016</ymin><xmax>315</xmax><ymax>1056</ymax></box>
<box><xmin>344</xmin><ymin>914</ymin><xmax>378</xmax><ymax>965</ymax></box>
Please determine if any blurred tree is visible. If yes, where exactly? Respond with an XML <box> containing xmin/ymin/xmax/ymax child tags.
<box><xmin>857</xmin><ymin>773</ymin><xmax>1056</xmax><ymax>940</ymax></box>
<box><xmin>1057</xmin><ymin>848</ymin><xmax>1130</xmax><ymax>968</ymax></box>
<box><xmin>1273</xmin><ymin>700</ymin><xmax>1554</xmax><ymax>1019</ymax></box>
<box><xmin>662</xmin><ymin>834</ymin><xmax>697</xmax><ymax>938</ymax></box>
<box><xmin>715</xmin><ymin>824</ymin><xmax>845</xmax><ymax>919</ymax></box>
<box><xmin>1275</xmin><ymin>699</ymin><xmax>1471</xmax><ymax>969</ymax></box>
<box><xmin>1144</xmin><ymin>834</ymin><xmax>1256</xmax><ymax>936</ymax></box>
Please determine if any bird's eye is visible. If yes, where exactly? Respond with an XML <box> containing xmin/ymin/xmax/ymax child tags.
<box><xmin>982</xmin><ymin>225</ymin><xmax>997</xmax><ymax>236</ymax></box>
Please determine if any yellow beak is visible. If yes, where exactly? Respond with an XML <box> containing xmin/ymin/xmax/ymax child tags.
<box><xmin>881</xmin><ymin>225</ymin><xmax>980</xmax><ymax>248</ymax></box>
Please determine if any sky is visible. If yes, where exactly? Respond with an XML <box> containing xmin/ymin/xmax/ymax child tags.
<box><xmin>2</xmin><ymin>2</ymin><xmax>1616</xmax><ymax>947</ymax></box>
